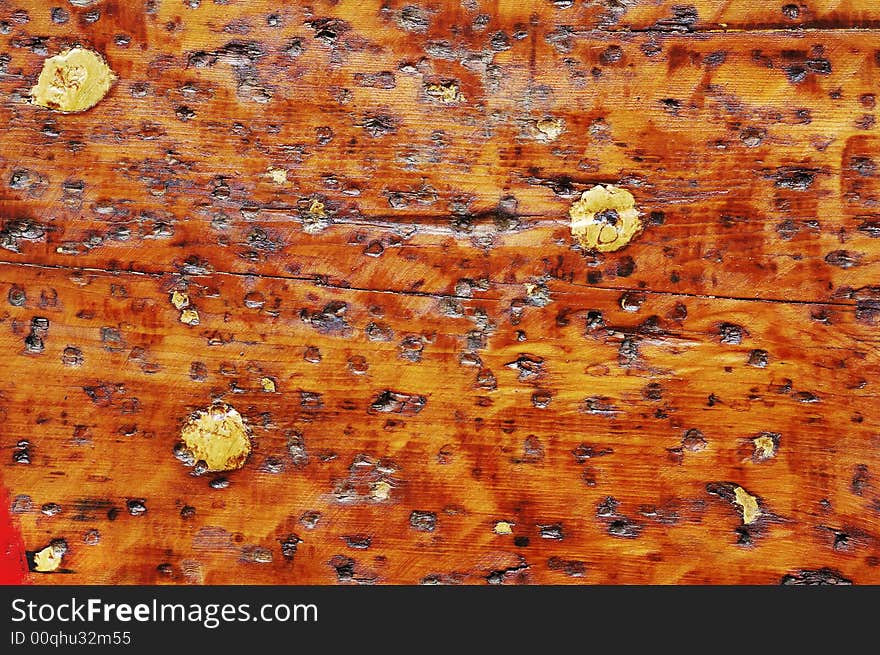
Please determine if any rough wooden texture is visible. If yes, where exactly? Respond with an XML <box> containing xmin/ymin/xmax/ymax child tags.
<box><xmin>1</xmin><ymin>1</ymin><xmax>878</xmax><ymax>584</ymax></box>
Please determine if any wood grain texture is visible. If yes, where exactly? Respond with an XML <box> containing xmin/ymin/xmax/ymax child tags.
<box><xmin>1</xmin><ymin>0</ymin><xmax>878</xmax><ymax>585</ymax></box>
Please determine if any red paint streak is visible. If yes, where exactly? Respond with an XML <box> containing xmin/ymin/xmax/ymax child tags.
<box><xmin>0</xmin><ymin>473</ymin><xmax>28</xmax><ymax>584</ymax></box>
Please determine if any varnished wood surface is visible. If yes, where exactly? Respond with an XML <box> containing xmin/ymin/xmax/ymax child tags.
<box><xmin>1</xmin><ymin>0</ymin><xmax>878</xmax><ymax>584</ymax></box>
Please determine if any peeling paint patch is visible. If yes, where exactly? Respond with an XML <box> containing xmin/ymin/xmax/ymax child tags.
<box><xmin>425</xmin><ymin>80</ymin><xmax>464</xmax><ymax>103</ymax></box>
<box><xmin>301</xmin><ymin>197</ymin><xmax>331</xmax><ymax>234</ymax></box>
<box><xmin>177</xmin><ymin>403</ymin><xmax>252</xmax><ymax>472</ymax></box>
<box><xmin>569</xmin><ymin>185</ymin><xmax>642</xmax><ymax>252</ymax></box>
<box><xmin>170</xmin><ymin>290</ymin><xmax>189</xmax><ymax>310</ymax></box>
<box><xmin>370</xmin><ymin>480</ymin><xmax>392</xmax><ymax>501</ymax></box>
<box><xmin>32</xmin><ymin>539</ymin><xmax>66</xmax><ymax>572</ymax></box>
<box><xmin>179</xmin><ymin>308</ymin><xmax>200</xmax><ymax>326</ymax></box>
<box><xmin>752</xmin><ymin>432</ymin><xmax>779</xmax><ymax>462</ymax></box>
<box><xmin>170</xmin><ymin>290</ymin><xmax>199</xmax><ymax>324</ymax></box>
<box><xmin>708</xmin><ymin>482</ymin><xmax>764</xmax><ymax>528</ymax></box>
<box><xmin>531</xmin><ymin>116</ymin><xmax>565</xmax><ymax>142</ymax></box>
<box><xmin>734</xmin><ymin>486</ymin><xmax>761</xmax><ymax>524</ymax></box>
<box><xmin>30</xmin><ymin>47</ymin><xmax>116</xmax><ymax>113</ymax></box>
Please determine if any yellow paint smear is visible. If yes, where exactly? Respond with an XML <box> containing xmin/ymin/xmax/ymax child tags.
<box><xmin>179</xmin><ymin>403</ymin><xmax>252</xmax><ymax>472</ymax></box>
<box><xmin>734</xmin><ymin>486</ymin><xmax>761</xmax><ymax>524</ymax></box>
<box><xmin>260</xmin><ymin>377</ymin><xmax>276</xmax><ymax>393</ymax></box>
<box><xmin>33</xmin><ymin>543</ymin><xmax>63</xmax><ymax>572</ymax></box>
<box><xmin>31</xmin><ymin>47</ymin><xmax>116</xmax><ymax>113</ymax></box>
<box><xmin>569</xmin><ymin>185</ymin><xmax>642</xmax><ymax>253</ymax></box>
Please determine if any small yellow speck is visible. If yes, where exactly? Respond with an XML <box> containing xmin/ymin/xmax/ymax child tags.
<box><xmin>266</xmin><ymin>167</ymin><xmax>288</xmax><ymax>185</ymax></box>
<box><xmin>308</xmin><ymin>198</ymin><xmax>326</xmax><ymax>217</ymax></box>
<box><xmin>170</xmin><ymin>290</ymin><xmax>189</xmax><ymax>310</ymax></box>
<box><xmin>493</xmin><ymin>521</ymin><xmax>514</xmax><ymax>535</ymax></box>
<box><xmin>33</xmin><ymin>543</ymin><xmax>63</xmax><ymax>572</ymax></box>
<box><xmin>371</xmin><ymin>480</ymin><xmax>392</xmax><ymax>501</ymax></box>
<box><xmin>734</xmin><ymin>486</ymin><xmax>761</xmax><ymax>525</ymax></box>
<box><xmin>179</xmin><ymin>308</ymin><xmax>200</xmax><ymax>326</ymax></box>
<box><xmin>260</xmin><ymin>377</ymin><xmax>276</xmax><ymax>393</ymax></box>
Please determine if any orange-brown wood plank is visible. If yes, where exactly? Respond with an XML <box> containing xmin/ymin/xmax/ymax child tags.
<box><xmin>0</xmin><ymin>3</ymin><xmax>879</xmax><ymax>303</ymax></box>
<box><xmin>1</xmin><ymin>262</ymin><xmax>878</xmax><ymax>584</ymax></box>
<box><xmin>1</xmin><ymin>1</ymin><xmax>879</xmax><ymax>585</ymax></box>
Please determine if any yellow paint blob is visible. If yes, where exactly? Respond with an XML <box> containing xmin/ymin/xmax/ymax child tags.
<box><xmin>493</xmin><ymin>521</ymin><xmax>514</xmax><ymax>535</ymax></box>
<box><xmin>267</xmin><ymin>167</ymin><xmax>288</xmax><ymax>185</ymax></box>
<box><xmin>308</xmin><ymin>198</ymin><xmax>326</xmax><ymax>218</ymax></box>
<box><xmin>734</xmin><ymin>486</ymin><xmax>761</xmax><ymax>525</ymax></box>
<box><xmin>33</xmin><ymin>543</ymin><xmax>64</xmax><ymax>572</ymax></box>
<box><xmin>179</xmin><ymin>403</ymin><xmax>252</xmax><ymax>472</ymax></box>
<box><xmin>179</xmin><ymin>308</ymin><xmax>200</xmax><ymax>326</ymax></box>
<box><xmin>260</xmin><ymin>377</ymin><xmax>276</xmax><ymax>393</ymax></box>
<box><xmin>170</xmin><ymin>290</ymin><xmax>189</xmax><ymax>310</ymax></box>
<box><xmin>569</xmin><ymin>185</ymin><xmax>642</xmax><ymax>253</ymax></box>
<box><xmin>371</xmin><ymin>480</ymin><xmax>392</xmax><ymax>501</ymax></box>
<box><xmin>425</xmin><ymin>81</ymin><xmax>464</xmax><ymax>103</ymax></box>
<box><xmin>31</xmin><ymin>47</ymin><xmax>116</xmax><ymax>113</ymax></box>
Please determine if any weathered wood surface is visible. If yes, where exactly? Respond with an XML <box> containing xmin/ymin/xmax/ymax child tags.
<box><xmin>0</xmin><ymin>0</ymin><xmax>878</xmax><ymax>584</ymax></box>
